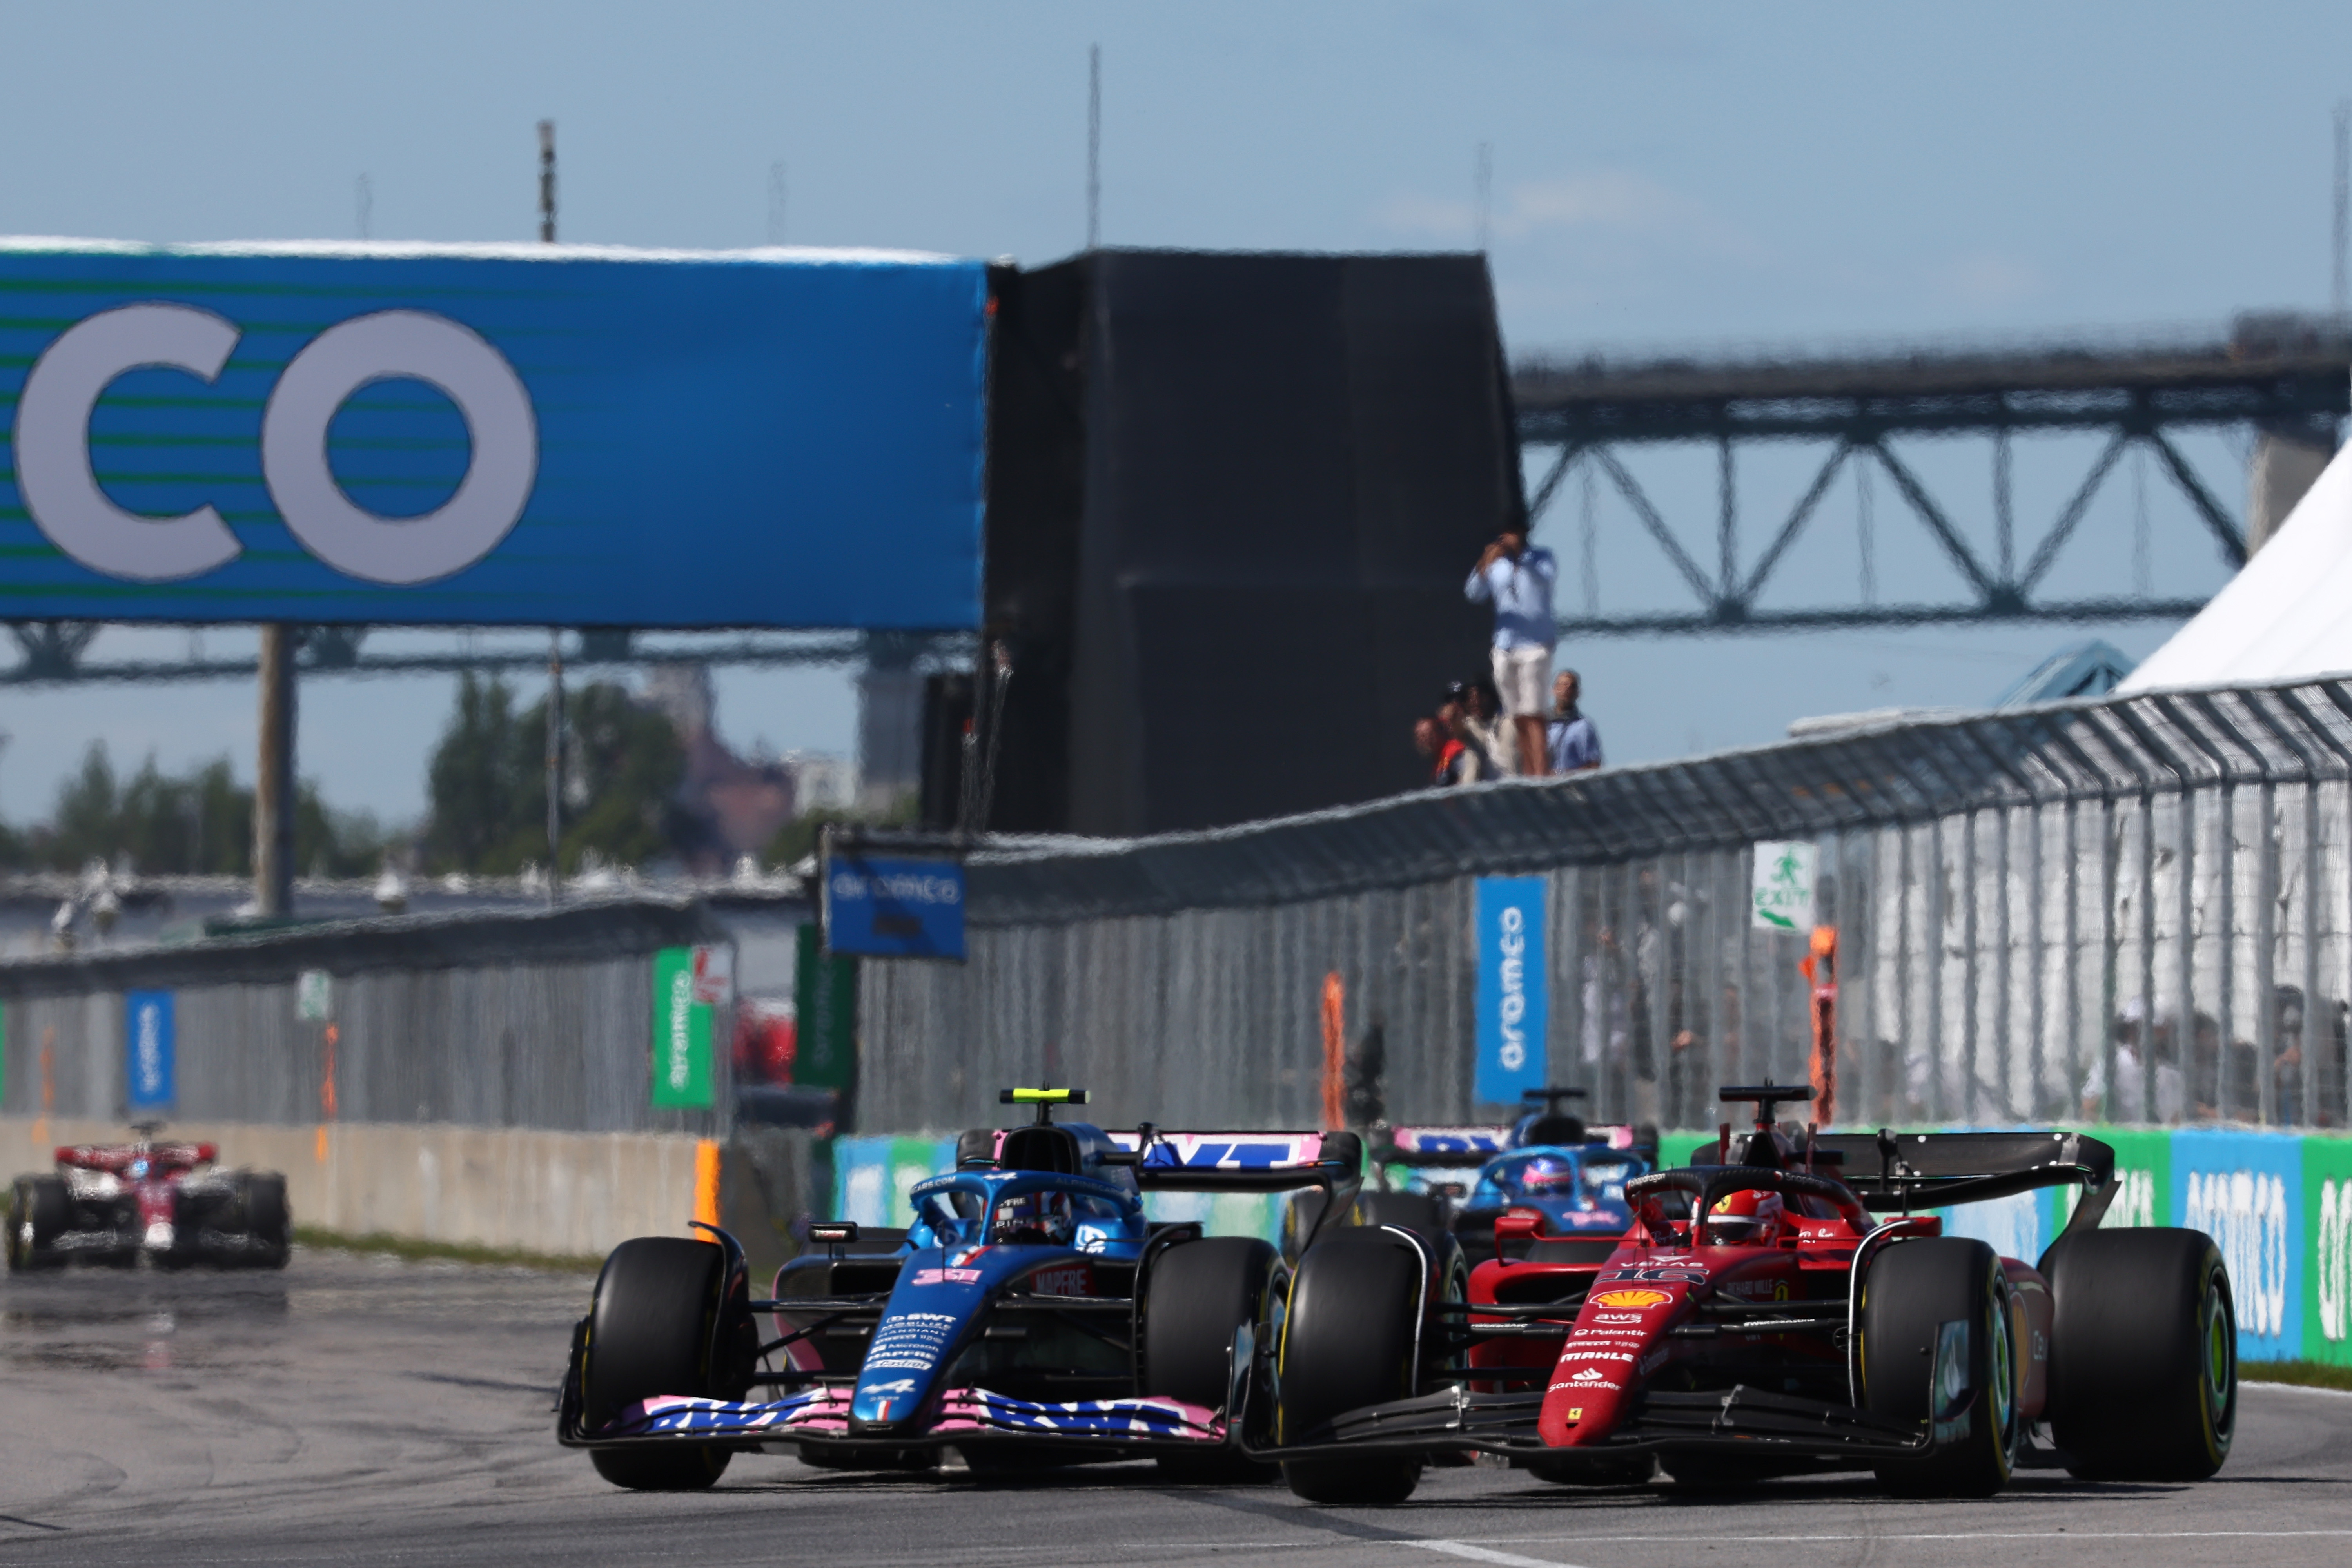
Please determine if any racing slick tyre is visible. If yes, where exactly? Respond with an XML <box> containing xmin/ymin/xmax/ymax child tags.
<box><xmin>1143</xmin><ymin>1236</ymin><xmax>1283</xmax><ymax>1483</ymax></box>
<box><xmin>583</xmin><ymin>1236</ymin><xmax>750</xmax><ymax>1491</ymax></box>
<box><xmin>238</xmin><ymin>1173</ymin><xmax>292</xmax><ymax>1270</ymax></box>
<box><xmin>1276</xmin><ymin>1227</ymin><xmax>1425</xmax><ymax>1505</ymax></box>
<box><xmin>2040</xmin><ymin>1227</ymin><xmax>2235</xmax><ymax>1481</ymax></box>
<box><xmin>6</xmin><ymin>1177</ymin><xmax>66</xmax><ymax>1272</ymax></box>
<box><xmin>1859</xmin><ymin>1238</ymin><xmax>2021</xmax><ymax>1498</ymax></box>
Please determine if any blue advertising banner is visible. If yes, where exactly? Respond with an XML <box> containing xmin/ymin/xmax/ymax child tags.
<box><xmin>0</xmin><ymin>241</ymin><xmax>987</xmax><ymax>629</ymax></box>
<box><xmin>1475</xmin><ymin>877</ymin><xmax>1547</xmax><ymax>1106</ymax></box>
<box><xmin>125</xmin><ymin>989</ymin><xmax>175</xmax><ymax>1110</ymax></box>
<box><xmin>824</xmin><ymin>854</ymin><xmax>967</xmax><ymax>960</ymax></box>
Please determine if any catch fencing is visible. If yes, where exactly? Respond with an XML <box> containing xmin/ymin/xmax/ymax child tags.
<box><xmin>0</xmin><ymin>899</ymin><xmax>740</xmax><ymax>1138</ymax></box>
<box><xmin>861</xmin><ymin>676</ymin><xmax>2352</xmax><ymax>1138</ymax></box>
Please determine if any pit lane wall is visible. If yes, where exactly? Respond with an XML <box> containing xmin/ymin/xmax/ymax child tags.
<box><xmin>835</xmin><ymin>1124</ymin><xmax>2352</xmax><ymax>1368</ymax></box>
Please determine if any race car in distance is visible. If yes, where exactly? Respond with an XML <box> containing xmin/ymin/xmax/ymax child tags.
<box><xmin>7</xmin><ymin>1123</ymin><xmax>291</xmax><ymax>1270</ymax></box>
<box><xmin>558</xmin><ymin>1087</ymin><xmax>1362</xmax><ymax>1490</ymax></box>
<box><xmin>1366</xmin><ymin>1087</ymin><xmax>1657</xmax><ymax>1256</ymax></box>
<box><xmin>1251</xmin><ymin>1082</ymin><xmax>2234</xmax><ymax>1505</ymax></box>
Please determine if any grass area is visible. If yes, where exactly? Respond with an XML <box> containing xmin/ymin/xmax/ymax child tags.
<box><xmin>2239</xmin><ymin>1359</ymin><xmax>2352</xmax><ymax>1392</ymax></box>
<box><xmin>292</xmin><ymin>1225</ymin><xmax>601</xmax><ymax>1275</ymax></box>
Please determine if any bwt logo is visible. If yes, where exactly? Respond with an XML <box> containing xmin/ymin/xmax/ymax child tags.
<box><xmin>12</xmin><ymin>304</ymin><xmax>537</xmax><ymax>584</ymax></box>
<box><xmin>2185</xmin><ymin>1168</ymin><xmax>2289</xmax><ymax>1339</ymax></box>
<box><xmin>1495</xmin><ymin>904</ymin><xmax>1528</xmax><ymax>1071</ymax></box>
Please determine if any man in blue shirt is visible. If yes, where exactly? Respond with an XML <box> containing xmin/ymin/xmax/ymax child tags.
<box><xmin>1465</xmin><ymin>527</ymin><xmax>1558</xmax><ymax>775</ymax></box>
<box><xmin>1547</xmin><ymin>669</ymin><xmax>1603</xmax><ymax>774</ymax></box>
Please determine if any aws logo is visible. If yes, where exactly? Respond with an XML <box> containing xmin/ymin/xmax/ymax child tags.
<box><xmin>12</xmin><ymin>304</ymin><xmax>536</xmax><ymax>584</ymax></box>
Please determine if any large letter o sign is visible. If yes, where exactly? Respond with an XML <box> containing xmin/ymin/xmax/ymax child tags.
<box><xmin>262</xmin><ymin>310</ymin><xmax>537</xmax><ymax>585</ymax></box>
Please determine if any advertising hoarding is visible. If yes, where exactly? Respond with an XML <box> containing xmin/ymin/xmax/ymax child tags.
<box><xmin>824</xmin><ymin>853</ymin><xmax>966</xmax><ymax>960</ymax></box>
<box><xmin>125</xmin><ymin>989</ymin><xmax>175</xmax><ymax>1110</ymax></box>
<box><xmin>1475</xmin><ymin>876</ymin><xmax>1547</xmax><ymax>1106</ymax></box>
<box><xmin>0</xmin><ymin>241</ymin><xmax>986</xmax><ymax>629</ymax></box>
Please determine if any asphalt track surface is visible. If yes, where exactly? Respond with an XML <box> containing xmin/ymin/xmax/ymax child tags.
<box><xmin>2</xmin><ymin>1250</ymin><xmax>2350</xmax><ymax>1567</ymax></box>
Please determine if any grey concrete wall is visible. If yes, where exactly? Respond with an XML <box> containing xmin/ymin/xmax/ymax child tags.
<box><xmin>0</xmin><ymin>1116</ymin><xmax>709</xmax><ymax>1258</ymax></box>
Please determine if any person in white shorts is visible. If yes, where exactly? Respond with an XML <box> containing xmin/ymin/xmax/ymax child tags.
<box><xmin>1465</xmin><ymin>526</ymin><xmax>1557</xmax><ymax>775</ymax></box>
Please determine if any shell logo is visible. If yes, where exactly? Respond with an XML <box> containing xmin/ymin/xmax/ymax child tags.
<box><xmin>1589</xmin><ymin>1289</ymin><xmax>1672</xmax><ymax>1309</ymax></box>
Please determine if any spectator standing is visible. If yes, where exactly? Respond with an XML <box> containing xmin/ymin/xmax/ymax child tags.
<box><xmin>1450</xmin><ymin>679</ymin><xmax>1515</xmax><ymax>779</ymax></box>
<box><xmin>1465</xmin><ymin>527</ymin><xmax>1557</xmax><ymax>776</ymax></box>
<box><xmin>1415</xmin><ymin>713</ymin><xmax>1486</xmax><ymax>787</ymax></box>
<box><xmin>1546</xmin><ymin>670</ymin><xmax>1603</xmax><ymax>774</ymax></box>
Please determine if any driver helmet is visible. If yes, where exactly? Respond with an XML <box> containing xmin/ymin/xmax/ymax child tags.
<box><xmin>989</xmin><ymin>1189</ymin><xmax>1076</xmax><ymax>1246</ymax></box>
<box><xmin>1515</xmin><ymin>1154</ymin><xmax>1579</xmax><ymax>1195</ymax></box>
<box><xmin>1704</xmin><ymin>1188</ymin><xmax>1786</xmax><ymax>1247</ymax></box>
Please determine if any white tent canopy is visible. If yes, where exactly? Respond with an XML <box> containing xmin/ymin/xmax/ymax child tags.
<box><xmin>2120</xmin><ymin>437</ymin><xmax>2352</xmax><ymax>691</ymax></box>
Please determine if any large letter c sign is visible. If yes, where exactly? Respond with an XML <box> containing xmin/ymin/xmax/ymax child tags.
<box><xmin>263</xmin><ymin>310</ymin><xmax>538</xmax><ymax>585</ymax></box>
<box><xmin>15</xmin><ymin>304</ymin><xmax>245</xmax><ymax>581</ymax></box>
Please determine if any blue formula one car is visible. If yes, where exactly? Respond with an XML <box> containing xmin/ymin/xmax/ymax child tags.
<box><xmin>1368</xmin><ymin>1088</ymin><xmax>1657</xmax><ymax>1257</ymax></box>
<box><xmin>557</xmin><ymin>1088</ymin><xmax>1361</xmax><ymax>1490</ymax></box>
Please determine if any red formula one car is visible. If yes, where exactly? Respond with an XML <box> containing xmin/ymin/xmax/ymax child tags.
<box><xmin>1250</xmin><ymin>1083</ymin><xmax>2235</xmax><ymax>1504</ymax></box>
<box><xmin>7</xmin><ymin>1124</ymin><xmax>291</xmax><ymax>1271</ymax></box>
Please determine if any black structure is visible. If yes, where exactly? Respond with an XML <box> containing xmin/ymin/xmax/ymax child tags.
<box><xmin>978</xmin><ymin>250</ymin><xmax>1523</xmax><ymax>837</ymax></box>
<box><xmin>1511</xmin><ymin>318</ymin><xmax>2352</xmax><ymax>634</ymax></box>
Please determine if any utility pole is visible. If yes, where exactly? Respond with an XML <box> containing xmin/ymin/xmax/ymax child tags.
<box><xmin>1475</xmin><ymin>142</ymin><xmax>1493</xmax><ymax>254</ymax></box>
<box><xmin>254</xmin><ymin>627</ymin><xmax>297</xmax><ymax>916</ymax></box>
<box><xmin>540</xmin><ymin>119</ymin><xmax>564</xmax><ymax>904</ymax></box>
<box><xmin>1087</xmin><ymin>45</ymin><xmax>1101</xmax><ymax>250</ymax></box>
<box><xmin>356</xmin><ymin>173</ymin><xmax>372</xmax><ymax>241</ymax></box>
<box><xmin>2335</xmin><ymin>101</ymin><xmax>2350</xmax><ymax>323</ymax></box>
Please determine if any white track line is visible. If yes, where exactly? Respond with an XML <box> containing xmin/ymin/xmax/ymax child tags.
<box><xmin>1410</xmin><ymin>1544</ymin><xmax>1584</xmax><ymax>1568</ymax></box>
<box><xmin>1441</xmin><ymin>1531</ymin><xmax>2352</xmax><ymax>1548</ymax></box>
<box><xmin>2242</xmin><ymin>1377</ymin><xmax>2352</xmax><ymax>1398</ymax></box>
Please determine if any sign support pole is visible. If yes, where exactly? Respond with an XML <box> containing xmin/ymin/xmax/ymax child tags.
<box><xmin>254</xmin><ymin>624</ymin><xmax>297</xmax><ymax>916</ymax></box>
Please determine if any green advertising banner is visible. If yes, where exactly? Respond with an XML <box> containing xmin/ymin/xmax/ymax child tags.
<box><xmin>650</xmin><ymin>946</ymin><xmax>713</xmax><ymax>1109</ymax></box>
<box><xmin>795</xmin><ymin>924</ymin><xmax>858</xmax><ymax>1095</ymax></box>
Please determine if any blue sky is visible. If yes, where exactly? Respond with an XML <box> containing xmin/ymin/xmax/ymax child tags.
<box><xmin>0</xmin><ymin>2</ymin><xmax>2345</xmax><ymax>824</ymax></box>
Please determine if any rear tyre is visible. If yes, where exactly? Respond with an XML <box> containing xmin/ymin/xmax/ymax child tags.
<box><xmin>583</xmin><ymin>1236</ymin><xmax>746</xmax><ymax>1491</ymax></box>
<box><xmin>7</xmin><ymin>1178</ymin><xmax>66</xmax><ymax>1272</ymax></box>
<box><xmin>1860</xmin><ymin>1238</ymin><xmax>2019</xmax><ymax>1498</ymax></box>
<box><xmin>1276</xmin><ymin>1229</ymin><xmax>1425</xmax><ymax>1505</ymax></box>
<box><xmin>2041</xmin><ymin>1227</ymin><xmax>2235</xmax><ymax>1481</ymax></box>
<box><xmin>239</xmin><ymin>1173</ymin><xmax>292</xmax><ymax>1269</ymax></box>
<box><xmin>1143</xmin><ymin>1237</ymin><xmax>1281</xmax><ymax>1483</ymax></box>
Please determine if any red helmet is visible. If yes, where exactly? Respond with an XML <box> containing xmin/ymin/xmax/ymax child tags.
<box><xmin>1704</xmin><ymin>1188</ymin><xmax>1786</xmax><ymax>1246</ymax></box>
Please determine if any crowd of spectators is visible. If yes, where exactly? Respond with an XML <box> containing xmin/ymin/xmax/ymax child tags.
<box><xmin>1412</xmin><ymin>527</ymin><xmax>1604</xmax><ymax>788</ymax></box>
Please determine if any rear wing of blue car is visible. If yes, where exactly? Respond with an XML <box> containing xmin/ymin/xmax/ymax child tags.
<box><xmin>1104</xmin><ymin>1129</ymin><xmax>1364</xmax><ymax>1194</ymax></box>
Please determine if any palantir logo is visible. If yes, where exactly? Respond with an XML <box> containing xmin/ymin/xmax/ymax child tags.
<box><xmin>2185</xmin><ymin>1168</ymin><xmax>2289</xmax><ymax>1340</ymax></box>
<box><xmin>2319</xmin><ymin>1178</ymin><xmax>2352</xmax><ymax>1343</ymax></box>
<box><xmin>14</xmin><ymin>304</ymin><xmax>536</xmax><ymax>584</ymax></box>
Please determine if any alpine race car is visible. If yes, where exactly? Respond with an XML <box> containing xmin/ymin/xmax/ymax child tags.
<box><xmin>557</xmin><ymin>1087</ymin><xmax>1361</xmax><ymax>1490</ymax></box>
<box><xmin>1247</xmin><ymin>1082</ymin><xmax>2235</xmax><ymax>1505</ymax></box>
<box><xmin>7</xmin><ymin>1123</ymin><xmax>291</xmax><ymax>1270</ymax></box>
<box><xmin>1369</xmin><ymin>1087</ymin><xmax>1656</xmax><ymax>1256</ymax></box>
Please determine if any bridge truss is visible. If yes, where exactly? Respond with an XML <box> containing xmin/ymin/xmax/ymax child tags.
<box><xmin>1511</xmin><ymin>324</ymin><xmax>2351</xmax><ymax>636</ymax></box>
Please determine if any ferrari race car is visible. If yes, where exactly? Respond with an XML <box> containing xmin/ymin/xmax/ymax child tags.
<box><xmin>1368</xmin><ymin>1087</ymin><xmax>1656</xmax><ymax>1256</ymax></box>
<box><xmin>7</xmin><ymin>1124</ymin><xmax>291</xmax><ymax>1270</ymax></box>
<box><xmin>558</xmin><ymin>1087</ymin><xmax>1361</xmax><ymax>1490</ymax></box>
<box><xmin>1251</xmin><ymin>1082</ymin><xmax>2236</xmax><ymax>1505</ymax></box>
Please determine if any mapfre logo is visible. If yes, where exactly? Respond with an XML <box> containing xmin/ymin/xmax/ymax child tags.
<box><xmin>14</xmin><ymin>305</ymin><xmax>536</xmax><ymax>584</ymax></box>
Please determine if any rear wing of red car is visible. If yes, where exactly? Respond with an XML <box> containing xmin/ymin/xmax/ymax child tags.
<box><xmin>1700</xmin><ymin>1129</ymin><xmax>2119</xmax><ymax>1225</ymax></box>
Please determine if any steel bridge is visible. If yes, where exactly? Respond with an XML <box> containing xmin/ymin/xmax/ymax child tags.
<box><xmin>4</xmin><ymin>318</ymin><xmax>2346</xmax><ymax>686</ymax></box>
<box><xmin>1510</xmin><ymin>316</ymin><xmax>2352</xmax><ymax>636</ymax></box>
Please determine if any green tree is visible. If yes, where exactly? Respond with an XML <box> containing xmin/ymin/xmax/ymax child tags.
<box><xmin>423</xmin><ymin>673</ymin><xmax>686</xmax><ymax>874</ymax></box>
<box><xmin>30</xmin><ymin>742</ymin><xmax>383</xmax><ymax>877</ymax></box>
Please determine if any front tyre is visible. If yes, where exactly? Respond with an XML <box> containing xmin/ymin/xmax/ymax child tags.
<box><xmin>1276</xmin><ymin>1228</ymin><xmax>1425</xmax><ymax>1505</ymax></box>
<box><xmin>583</xmin><ymin>1236</ymin><xmax>748</xmax><ymax>1491</ymax></box>
<box><xmin>2042</xmin><ymin>1227</ymin><xmax>2235</xmax><ymax>1481</ymax></box>
<box><xmin>1860</xmin><ymin>1238</ymin><xmax>2019</xmax><ymax>1499</ymax></box>
<box><xmin>7</xmin><ymin>1178</ymin><xmax>66</xmax><ymax>1272</ymax></box>
<box><xmin>1143</xmin><ymin>1236</ymin><xmax>1282</xmax><ymax>1483</ymax></box>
